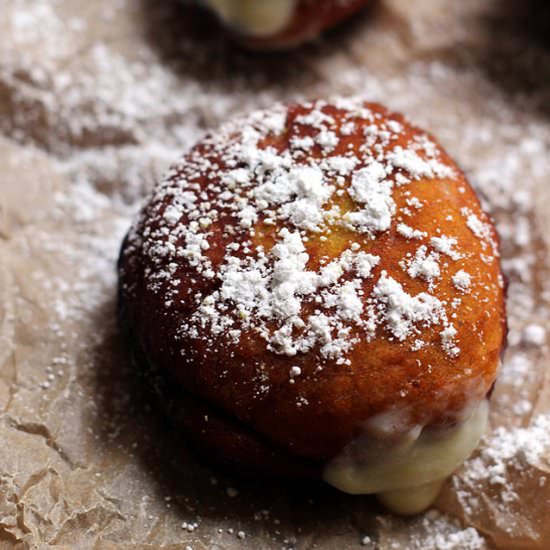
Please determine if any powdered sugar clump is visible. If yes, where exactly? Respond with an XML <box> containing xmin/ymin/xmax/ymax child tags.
<box><xmin>372</xmin><ymin>272</ymin><xmax>454</xmax><ymax>347</ymax></box>
<box><xmin>431</xmin><ymin>236</ymin><xmax>462</xmax><ymax>261</ymax></box>
<box><xmin>345</xmin><ymin>162</ymin><xmax>395</xmax><ymax>234</ymax></box>
<box><xmin>397</xmin><ymin>223</ymin><xmax>427</xmax><ymax>240</ymax></box>
<box><xmin>405</xmin><ymin>245</ymin><xmax>441</xmax><ymax>283</ymax></box>
<box><xmin>452</xmin><ymin>270</ymin><xmax>472</xmax><ymax>292</ymax></box>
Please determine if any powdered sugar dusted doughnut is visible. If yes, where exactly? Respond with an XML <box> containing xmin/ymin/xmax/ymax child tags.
<box><xmin>199</xmin><ymin>0</ymin><xmax>371</xmax><ymax>48</ymax></box>
<box><xmin>118</xmin><ymin>99</ymin><xmax>506</xmax><ymax>514</ymax></box>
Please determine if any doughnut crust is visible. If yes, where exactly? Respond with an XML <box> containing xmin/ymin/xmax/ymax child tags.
<box><xmin>118</xmin><ymin>99</ymin><xmax>506</xmax><ymax>477</ymax></box>
<box><xmin>201</xmin><ymin>0</ymin><xmax>371</xmax><ymax>49</ymax></box>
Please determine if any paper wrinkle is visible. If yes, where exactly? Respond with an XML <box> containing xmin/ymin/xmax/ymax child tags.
<box><xmin>0</xmin><ymin>267</ymin><xmax>16</xmax><ymax>415</ymax></box>
<box><xmin>4</xmin><ymin>417</ymin><xmax>75</xmax><ymax>469</ymax></box>
<box><xmin>1</xmin><ymin>0</ymin><xmax>550</xmax><ymax>548</ymax></box>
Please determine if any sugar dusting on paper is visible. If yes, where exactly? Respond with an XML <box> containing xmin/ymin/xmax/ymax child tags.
<box><xmin>1</xmin><ymin>0</ymin><xmax>550</xmax><ymax>548</ymax></box>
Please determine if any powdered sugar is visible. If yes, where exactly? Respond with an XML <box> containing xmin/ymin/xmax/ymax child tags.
<box><xmin>275</xmin><ymin>166</ymin><xmax>334</xmax><ymax>231</ymax></box>
<box><xmin>462</xmin><ymin>208</ymin><xmax>499</xmax><ymax>257</ymax></box>
<box><xmin>522</xmin><ymin>324</ymin><xmax>546</xmax><ymax>347</ymax></box>
<box><xmin>440</xmin><ymin>325</ymin><xmax>460</xmax><ymax>358</ymax></box>
<box><xmin>405</xmin><ymin>246</ymin><xmax>441</xmax><ymax>283</ymax></box>
<box><xmin>192</xmin><ymin>227</ymin><xmax>377</xmax><ymax>359</ymax></box>
<box><xmin>431</xmin><ymin>236</ymin><xmax>462</xmax><ymax>261</ymax></box>
<box><xmin>345</xmin><ymin>162</ymin><xmax>395</xmax><ymax>234</ymax></box>
<box><xmin>125</xmin><ymin>99</ymin><xmax>477</xmax><ymax>362</ymax></box>
<box><xmin>374</xmin><ymin>511</ymin><xmax>487</xmax><ymax>550</ymax></box>
<box><xmin>387</xmin><ymin>147</ymin><xmax>454</xmax><ymax>182</ymax></box>
<box><xmin>454</xmin><ymin>413</ymin><xmax>550</xmax><ymax>518</ymax></box>
<box><xmin>372</xmin><ymin>272</ymin><xmax>455</xmax><ymax>348</ymax></box>
<box><xmin>452</xmin><ymin>270</ymin><xmax>472</xmax><ymax>292</ymax></box>
<box><xmin>397</xmin><ymin>223</ymin><xmax>427</xmax><ymax>240</ymax></box>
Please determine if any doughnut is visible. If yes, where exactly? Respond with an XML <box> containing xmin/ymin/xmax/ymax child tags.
<box><xmin>117</xmin><ymin>99</ymin><xmax>506</xmax><ymax>514</ymax></box>
<box><xmin>198</xmin><ymin>0</ymin><xmax>371</xmax><ymax>49</ymax></box>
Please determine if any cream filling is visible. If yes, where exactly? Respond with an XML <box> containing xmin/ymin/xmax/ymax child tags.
<box><xmin>202</xmin><ymin>0</ymin><xmax>297</xmax><ymax>36</ymax></box>
<box><xmin>323</xmin><ymin>400</ymin><xmax>489</xmax><ymax>515</ymax></box>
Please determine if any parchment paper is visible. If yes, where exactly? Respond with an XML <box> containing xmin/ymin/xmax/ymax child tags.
<box><xmin>1</xmin><ymin>0</ymin><xmax>550</xmax><ymax>548</ymax></box>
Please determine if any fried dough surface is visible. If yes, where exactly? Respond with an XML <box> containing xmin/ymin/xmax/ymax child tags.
<box><xmin>118</xmin><ymin>100</ymin><xmax>505</xmax><ymax>471</ymax></box>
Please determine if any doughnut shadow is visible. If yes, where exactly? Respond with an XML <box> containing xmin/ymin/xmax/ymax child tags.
<box><xmin>116</xmin><ymin>277</ymin><xmax>323</xmax><ymax>482</ymax></box>
<box><xmin>86</xmin><ymin>279</ymin><xmax>381</xmax><ymax>544</ymax></box>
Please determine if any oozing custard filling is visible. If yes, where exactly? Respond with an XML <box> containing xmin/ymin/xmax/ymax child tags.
<box><xmin>203</xmin><ymin>0</ymin><xmax>296</xmax><ymax>36</ymax></box>
<box><xmin>323</xmin><ymin>400</ymin><xmax>489</xmax><ymax>515</ymax></box>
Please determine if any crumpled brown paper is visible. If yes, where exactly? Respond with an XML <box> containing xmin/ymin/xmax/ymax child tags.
<box><xmin>1</xmin><ymin>0</ymin><xmax>550</xmax><ymax>548</ymax></box>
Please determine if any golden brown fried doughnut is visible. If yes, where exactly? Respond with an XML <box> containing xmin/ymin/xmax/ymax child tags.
<box><xmin>199</xmin><ymin>0</ymin><xmax>370</xmax><ymax>48</ymax></box>
<box><xmin>118</xmin><ymin>99</ymin><xmax>506</xmax><ymax>513</ymax></box>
